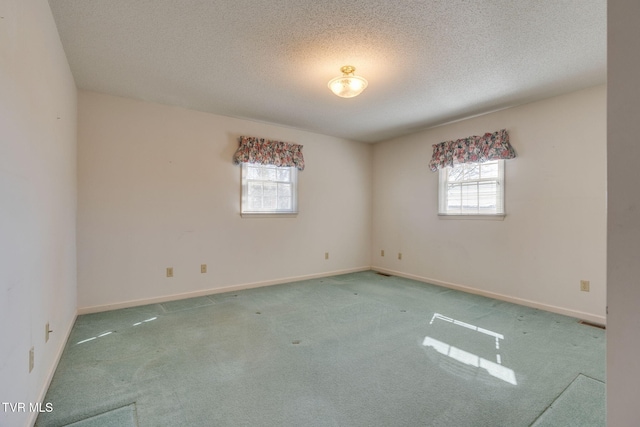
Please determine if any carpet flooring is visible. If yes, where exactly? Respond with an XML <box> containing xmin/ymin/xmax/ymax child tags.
<box><xmin>36</xmin><ymin>271</ymin><xmax>605</xmax><ymax>426</ymax></box>
<box><xmin>531</xmin><ymin>374</ymin><xmax>605</xmax><ymax>427</ymax></box>
<box><xmin>62</xmin><ymin>404</ymin><xmax>137</xmax><ymax>427</ymax></box>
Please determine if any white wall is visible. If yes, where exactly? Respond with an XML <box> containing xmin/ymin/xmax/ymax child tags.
<box><xmin>607</xmin><ymin>0</ymin><xmax>640</xmax><ymax>424</ymax></box>
<box><xmin>0</xmin><ymin>1</ymin><xmax>78</xmax><ymax>426</ymax></box>
<box><xmin>372</xmin><ymin>86</ymin><xmax>606</xmax><ymax>323</ymax></box>
<box><xmin>77</xmin><ymin>91</ymin><xmax>372</xmax><ymax>311</ymax></box>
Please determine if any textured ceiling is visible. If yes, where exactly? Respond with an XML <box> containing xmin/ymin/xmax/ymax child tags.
<box><xmin>48</xmin><ymin>0</ymin><xmax>606</xmax><ymax>143</ymax></box>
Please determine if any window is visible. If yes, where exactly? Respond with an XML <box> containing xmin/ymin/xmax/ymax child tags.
<box><xmin>241</xmin><ymin>163</ymin><xmax>298</xmax><ymax>215</ymax></box>
<box><xmin>438</xmin><ymin>160</ymin><xmax>505</xmax><ymax>216</ymax></box>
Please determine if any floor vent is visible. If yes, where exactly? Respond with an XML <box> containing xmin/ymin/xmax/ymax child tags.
<box><xmin>376</xmin><ymin>272</ymin><xmax>392</xmax><ymax>277</ymax></box>
<box><xmin>579</xmin><ymin>320</ymin><xmax>606</xmax><ymax>330</ymax></box>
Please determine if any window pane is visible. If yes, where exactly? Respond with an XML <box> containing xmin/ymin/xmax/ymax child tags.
<box><xmin>263</xmin><ymin>196</ymin><xmax>277</xmax><ymax>210</ymax></box>
<box><xmin>448</xmin><ymin>166</ymin><xmax>465</xmax><ymax>182</ymax></box>
<box><xmin>276</xmin><ymin>168</ymin><xmax>291</xmax><ymax>181</ymax></box>
<box><xmin>447</xmin><ymin>183</ymin><xmax>462</xmax><ymax>212</ymax></box>
<box><xmin>263</xmin><ymin>182</ymin><xmax>277</xmax><ymax>197</ymax></box>
<box><xmin>264</xmin><ymin>167</ymin><xmax>277</xmax><ymax>181</ymax></box>
<box><xmin>277</xmin><ymin>197</ymin><xmax>292</xmax><ymax>210</ymax></box>
<box><xmin>465</xmin><ymin>164</ymin><xmax>480</xmax><ymax>180</ymax></box>
<box><xmin>249</xmin><ymin>196</ymin><xmax>262</xmax><ymax>210</ymax></box>
<box><xmin>248</xmin><ymin>182</ymin><xmax>262</xmax><ymax>196</ymax></box>
<box><xmin>478</xmin><ymin>182</ymin><xmax>497</xmax><ymax>213</ymax></box>
<box><xmin>461</xmin><ymin>182</ymin><xmax>479</xmax><ymax>213</ymax></box>
<box><xmin>247</xmin><ymin>166</ymin><xmax>261</xmax><ymax>180</ymax></box>
<box><xmin>481</xmin><ymin>162</ymin><xmax>499</xmax><ymax>178</ymax></box>
<box><xmin>278</xmin><ymin>182</ymin><xmax>292</xmax><ymax>197</ymax></box>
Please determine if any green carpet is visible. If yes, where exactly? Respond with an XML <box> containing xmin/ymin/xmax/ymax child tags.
<box><xmin>35</xmin><ymin>271</ymin><xmax>605</xmax><ymax>426</ymax></box>
<box><xmin>62</xmin><ymin>404</ymin><xmax>137</xmax><ymax>427</ymax></box>
<box><xmin>531</xmin><ymin>374</ymin><xmax>605</xmax><ymax>427</ymax></box>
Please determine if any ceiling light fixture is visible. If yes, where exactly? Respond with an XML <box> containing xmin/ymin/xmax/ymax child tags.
<box><xmin>328</xmin><ymin>65</ymin><xmax>368</xmax><ymax>98</ymax></box>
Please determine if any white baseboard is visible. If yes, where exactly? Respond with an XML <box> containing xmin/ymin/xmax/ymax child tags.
<box><xmin>78</xmin><ymin>265</ymin><xmax>606</xmax><ymax>324</ymax></box>
<box><xmin>372</xmin><ymin>266</ymin><xmax>607</xmax><ymax>326</ymax></box>
<box><xmin>28</xmin><ymin>312</ymin><xmax>78</xmax><ymax>427</ymax></box>
<box><xmin>77</xmin><ymin>266</ymin><xmax>371</xmax><ymax>315</ymax></box>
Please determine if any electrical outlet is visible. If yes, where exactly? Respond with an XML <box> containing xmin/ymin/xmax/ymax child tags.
<box><xmin>580</xmin><ymin>280</ymin><xmax>590</xmax><ymax>292</ymax></box>
<box><xmin>45</xmin><ymin>322</ymin><xmax>51</xmax><ymax>343</ymax></box>
<box><xmin>381</xmin><ymin>250</ymin><xmax>384</xmax><ymax>257</ymax></box>
<box><xmin>166</xmin><ymin>267</ymin><xmax>173</xmax><ymax>278</ymax></box>
<box><xmin>398</xmin><ymin>252</ymin><xmax>402</xmax><ymax>260</ymax></box>
<box><xmin>29</xmin><ymin>347</ymin><xmax>34</xmax><ymax>373</ymax></box>
<box><xmin>325</xmin><ymin>252</ymin><xmax>329</xmax><ymax>260</ymax></box>
<box><xmin>201</xmin><ymin>264</ymin><xmax>207</xmax><ymax>274</ymax></box>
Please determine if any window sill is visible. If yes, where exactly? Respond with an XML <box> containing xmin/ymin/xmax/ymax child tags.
<box><xmin>241</xmin><ymin>212</ymin><xmax>298</xmax><ymax>218</ymax></box>
<box><xmin>438</xmin><ymin>214</ymin><xmax>505</xmax><ymax>221</ymax></box>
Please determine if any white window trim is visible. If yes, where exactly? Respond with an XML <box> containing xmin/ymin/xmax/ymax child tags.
<box><xmin>438</xmin><ymin>214</ymin><xmax>505</xmax><ymax>221</ymax></box>
<box><xmin>438</xmin><ymin>160</ymin><xmax>506</xmax><ymax>219</ymax></box>
<box><xmin>241</xmin><ymin>163</ymin><xmax>298</xmax><ymax>217</ymax></box>
<box><xmin>240</xmin><ymin>212</ymin><xmax>298</xmax><ymax>219</ymax></box>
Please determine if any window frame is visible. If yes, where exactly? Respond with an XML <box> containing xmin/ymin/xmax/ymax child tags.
<box><xmin>240</xmin><ymin>163</ymin><xmax>298</xmax><ymax>217</ymax></box>
<box><xmin>438</xmin><ymin>160</ymin><xmax>506</xmax><ymax>220</ymax></box>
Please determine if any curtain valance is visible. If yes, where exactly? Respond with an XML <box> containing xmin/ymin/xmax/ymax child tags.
<box><xmin>428</xmin><ymin>129</ymin><xmax>516</xmax><ymax>172</ymax></box>
<box><xmin>233</xmin><ymin>136</ymin><xmax>305</xmax><ymax>171</ymax></box>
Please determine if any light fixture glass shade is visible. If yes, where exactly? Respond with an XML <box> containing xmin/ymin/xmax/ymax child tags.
<box><xmin>328</xmin><ymin>66</ymin><xmax>368</xmax><ymax>98</ymax></box>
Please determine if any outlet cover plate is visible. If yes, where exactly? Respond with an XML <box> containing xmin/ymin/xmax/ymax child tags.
<box><xmin>580</xmin><ymin>280</ymin><xmax>590</xmax><ymax>292</ymax></box>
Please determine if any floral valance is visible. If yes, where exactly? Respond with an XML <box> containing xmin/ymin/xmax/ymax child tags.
<box><xmin>233</xmin><ymin>136</ymin><xmax>305</xmax><ymax>171</ymax></box>
<box><xmin>428</xmin><ymin>129</ymin><xmax>516</xmax><ymax>172</ymax></box>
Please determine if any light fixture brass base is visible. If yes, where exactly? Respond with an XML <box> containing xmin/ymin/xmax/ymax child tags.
<box><xmin>340</xmin><ymin>65</ymin><xmax>356</xmax><ymax>75</ymax></box>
